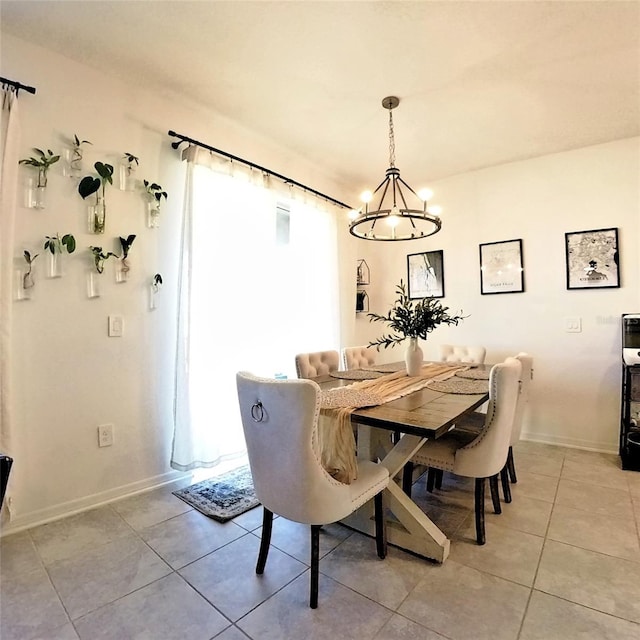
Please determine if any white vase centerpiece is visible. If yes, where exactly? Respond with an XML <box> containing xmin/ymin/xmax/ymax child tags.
<box><xmin>367</xmin><ymin>280</ymin><xmax>466</xmax><ymax>376</ymax></box>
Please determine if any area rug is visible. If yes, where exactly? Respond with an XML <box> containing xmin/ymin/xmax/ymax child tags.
<box><xmin>173</xmin><ymin>464</ymin><xmax>260</xmax><ymax>522</ymax></box>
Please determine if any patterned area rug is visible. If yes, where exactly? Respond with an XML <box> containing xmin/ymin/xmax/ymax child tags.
<box><xmin>173</xmin><ymin>464</ymin><xmax>260</xmax><ymax>522</ymax></box>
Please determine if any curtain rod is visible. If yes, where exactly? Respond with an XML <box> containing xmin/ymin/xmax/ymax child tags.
<box><xmin>167</xmin><ymin>130</ymin><xmax>352</xmax><ymax>210</ymax></box>
<box><xmin>0</xmin><ymin>76</ymin><xmax>36</xmax><ymax>95</ymax></box>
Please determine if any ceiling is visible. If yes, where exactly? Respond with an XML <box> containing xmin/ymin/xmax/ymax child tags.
<box><xmin>2</xmin><ymin>1</ymin><xmax>639</xmax><ymax>196</ymax></box>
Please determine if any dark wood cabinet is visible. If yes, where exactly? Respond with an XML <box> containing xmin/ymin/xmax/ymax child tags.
<box><xmin>620</xmin><ymin>364</ymin><xmax>640</xmax><ymax>470</ymax></box>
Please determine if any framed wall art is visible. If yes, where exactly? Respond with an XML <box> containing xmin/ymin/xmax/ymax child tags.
<box><xmin>479</xmin><ymin>239</ymin><xmax>524</xmax><ymax>295</ymax></box>
<box><xmin>565</xmin><ymin>227</ymin><xmax>619</xmax><ymax>290</ymax></box>
<box><xmin>407</xmin><ymin>250</ymin><xmax>444</xmax><ymax>299</ymax></box>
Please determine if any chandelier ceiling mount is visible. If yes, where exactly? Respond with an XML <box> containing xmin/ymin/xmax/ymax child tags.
<box><xmin>348</xmin><ymin>96</ymin><xmax>442</xmax><ymax>241</ymax></box>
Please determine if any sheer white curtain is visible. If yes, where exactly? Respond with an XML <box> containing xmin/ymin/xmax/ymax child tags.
<box><xmin>171</xmin><ymin>148</ymin><xmax>340</xmax><ymax>471</ymax></box>
<box><xmin>0</xmin><ymin>86</ymin><xmax>21</xmax><ymax>519</ymax></box>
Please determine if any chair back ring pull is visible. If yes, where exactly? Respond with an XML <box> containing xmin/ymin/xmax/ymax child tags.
<box><xmin>251</xmin><ymin>401</ymin><xmax>265</xmax><ymax>422</ymax></box>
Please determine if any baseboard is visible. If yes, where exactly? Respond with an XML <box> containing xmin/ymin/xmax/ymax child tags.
<box><xmin>520</xmin><ymin>430</ymin><xmax>618</xmax><ymax>455</ymax></box>
<box><xmin>1</xmin><ymin>469</ymin><xmax>190</xmax><ymax>537</ymax></box>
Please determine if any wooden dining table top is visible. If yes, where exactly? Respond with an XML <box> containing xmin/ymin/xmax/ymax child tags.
<box><xmin>313</xmin><ymin>362</ymin><xmax>491</xmax><ymax>440</ymax></box>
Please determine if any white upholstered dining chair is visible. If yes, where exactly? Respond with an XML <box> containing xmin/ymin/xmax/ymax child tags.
<box><xmin>447</xmin><ymin>352</ymin><xmax>533</xmax><ymax>503</ymax></box>
<box><xmin>236</xmin><ymin>372</ymin><xmax>389</xmax><ymax>608</ymax></box>
<box><xmin>295</xmin><ymin>350</ymin><xmax>340</xmax><ymax>379</ymax></box>
<box><xmin>438</xmin><ymin>344</ymin><xmax>487</xmax><ymax>364</ymax></box>
<box><xmin>405</xmin><ymin>357</ymin><xmax>521</xmax><ymax>544</ymax></box>
<box><xmin>342</xmin><ymin>345</ymin><xmax>377</xmax><ymax>370</ymax></box>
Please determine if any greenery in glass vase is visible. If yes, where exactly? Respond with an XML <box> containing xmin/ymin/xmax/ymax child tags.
<box><xmin>68</xmin><ymin>134</ymin><xmax>92</xmax><ymax>174</ymax></box>
<box><xmin>22</xmin><ymin>250</ymin><xmax>39</xmax><ymax>289</ymax></box>
<box><xmin>118</xmin><ymin>234</ymin><xmax>136</xmax><ymax>274</ymax></box>
<box><xmin>18</xmin><ymin>148</ymin><xmax>60</xmax><ymax>187</ymax></box>
<box><xmin>79</xmin><ymin>162</ymin><xmax>114</xmax><ymax>233</ymax></box>
<box><xmin>143</xmin><ymin>180</ymin><xmax>168</xmax><ymax>204</ymax></box>
<box><xmin>78</xmin><ymin>161</ymin><xmax>114</xmax><ymax>202</ymax></box>
<box><xmin>44</xmin><ymin>233</ymin><xmax>76</xmax><ymax>255</ymax></box>
<box><xmin>368</xmin><ymin>280</ymin><xmax>466</xmax><ymax>349</ymax></box>
<box><xmin>89</xmin><ymin>246</ymin><xmax>118</xmax><ymax>274</ymax></box>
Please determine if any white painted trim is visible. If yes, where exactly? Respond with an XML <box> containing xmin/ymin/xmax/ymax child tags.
<box><xmin>1</xmin><ymin>469</ymin><xmax>190</xmax><ymax>537</ymax></box>
<box><xmin>520</xmin><ymin>430</ymin><xmax>618</xmax><ymax>455</ymax></box>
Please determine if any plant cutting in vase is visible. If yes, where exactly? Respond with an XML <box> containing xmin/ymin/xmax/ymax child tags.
<box><xmin>19</xmin><ymin>148</ymin><xmax>60</xmax><ymax>188</ymax></box>
<box><xmin>63</xmin><ymin>134</ymin><xmax>91</xmax><ymax>178</ymax></box>
<box><xmin>150</xmin><ymin>273</ymin><xmax>163</xmax><ymax>309</ymax></box>
<box><xmin>143</xmin><ymin>180</ymin><xmax>168</xmax><ymax>227</ymax></box>
<box><xmin>79</xmin><ymin>162</ymin><xmax>114</xmax><ymax>233</ymax></box>
<box><xmin>44</xmin><ymin>232</ymin><xmax>76</xmax><ymax>255</ymax></box>
<box><xmin>119</xmin><ymin>152</ymin><xmax>139</xmax><ymax>191</ymax></box>
<box><xmin>22</xmin><ymin>250</ymin><xmax>38</xmax><ymax>289</ymax></box>
<box><xmin>89</xmin><ymin>246</ymin><xmax>118</xmax><ymax>274</ymax></box>
<box><xmin>43</xmin><ymin>232</ymin><xmax>76</xmax><ymax>278</ymax></box>
<box><xmin>368</xmin><ymin>280</ymin><xmax>466</xmax><ymax>349</ymax></box>
<box><xmin>368</xmin><ymin>280</ymin><xmax>466</xmax><ymax>375</ymax></box>
<box><xmin>118</xmin><ymin>234</ymin><xmax>136</xmax><ymax>279</ymax></box>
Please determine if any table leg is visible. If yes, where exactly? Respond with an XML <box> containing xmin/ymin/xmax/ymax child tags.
<box><xmin>341</xmin><ymin>428</ymin><xmax>450</xmax><ymax>563</ymax></box>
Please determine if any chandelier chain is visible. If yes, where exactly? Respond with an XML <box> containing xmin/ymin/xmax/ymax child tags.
<box><xmin>388</xmin><ymin>109</ymin><xmax>395</xmax><ymax>168</ymax></box>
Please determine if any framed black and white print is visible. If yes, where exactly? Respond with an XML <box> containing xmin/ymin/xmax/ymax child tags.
<box><xmin>479</xmin><ymin>239</ymin><xmax>524</xmax><ymax>295</ymax></box>
<box><xmin>565</xmin><ymin>227</ymin><xmax>619</xmax><ymax>290</ymax></box>
<box><xmin>407</xmin><ymin>250</ymin><xmax>444</xmax><ymax>299</ymax></box>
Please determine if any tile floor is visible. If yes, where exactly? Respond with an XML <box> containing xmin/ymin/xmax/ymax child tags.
<box><xmin>2</xmin><ymin>441</ymin><xmax>640</xmax><ymax>640</ymax></box>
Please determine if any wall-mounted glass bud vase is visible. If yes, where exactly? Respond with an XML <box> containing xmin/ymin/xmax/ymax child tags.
<box><xmin>149</xmin><ymin>273</ymin><xmax>163</xmax><ymax>310</ymax></box>
<box><xmin>88</xmin><ymin>195</ymin><xmax>106</xmax><ymax>234</ymax></box>
<box><xmin>19</xmin><ymin>148</ymin><xmax>59</xmax><ymax>209</ymax></box>
<box><xmin>86</xmin><ymin>270</ymin><xmax>100</xmax><ymax>298</ymax></box>
<box><xmin>43</xmin><ymin>233</ymin><xmax>76</xmax><ymax>278</ymax></box>
<box><xmin>119</xmin><ymin>152</ymin><xmax>139</xmax><ymax>191</ymax></box>
<box><xmin>115</xmin><ymin>259</ymin><xmax>129</xmax><ymax>283</ymax></box>
<box><xmin>116</xmin><ymin>235</ymin><xmax>135</xmax><ymax>283</ymax></box>
<box><xmin>47</xmin><ymin>250</ymin><xmax>63</xmax><ymax>278</ymax></box>
<box><xmin>14</xmin><ymin>252</ymin><xmax>38</xmax><ymax>300</ymax></box>
<box><xmin>63</xmin><ymin>135</ymin><xmax>91</xmax><ymax>179</ymax></box>
<box><xmin>147</xmin><ymin>198</ymin><xmax>160</xmax><ymax>228</ymax></box>
<box><xmin>79</xmin><ymin>162</ymin><xmax>113</xmax><ymax>235</ymax></box>
<box><xmin>143</xmin><ymin>180</ymin><xmax>167</xmax><ymax>228</ymax></box>
<box><xmin>88</xmin><ymin>245</ymin><xmax>118</xmax><ymax>297</ymax></box>
<box><xmin>24</xmin><ymin>176</ymin><xmax>45</xmax><ymax>209</ymax></box>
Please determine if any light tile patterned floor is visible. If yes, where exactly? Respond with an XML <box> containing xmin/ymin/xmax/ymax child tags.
<box><xmin>2</xmin><ymin>441</ymin><xmax>640</xmax><ymax>639</ymax></box>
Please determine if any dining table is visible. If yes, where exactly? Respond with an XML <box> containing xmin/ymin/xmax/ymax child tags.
<box><xmin>313</xmin><ymin>361</ymin><xmax>491</xmax><ymax>563</ymax></box>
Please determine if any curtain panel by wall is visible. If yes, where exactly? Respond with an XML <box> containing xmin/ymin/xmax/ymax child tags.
<box><xmin>0</xmin><ymin>86</ymin><xmax>21</xmax><ymax>521</ymax></box>
<box><xmin>171</xmin><ymin>147</ymin><xmax>340</xmax><ymax>471</ymax></box>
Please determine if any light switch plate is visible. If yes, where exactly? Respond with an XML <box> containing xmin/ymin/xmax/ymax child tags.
<box><xmin>108</xmin><ymin>315</ymin><xmax>123</xmax><ymax>337</ymax></box>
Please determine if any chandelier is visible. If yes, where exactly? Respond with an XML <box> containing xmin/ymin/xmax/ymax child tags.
<box><xmin>349</xmin><ymin>96</ymin><xmax>442</xmax><ymax>241</ymax></box>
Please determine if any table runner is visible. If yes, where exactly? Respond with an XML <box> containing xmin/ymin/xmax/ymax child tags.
<box><xmin>318</xmin><ymin>363</ymin><xmax>467</xmax><ymax>483</ymax></box>
<box><xmin>361</xmin><ymin>362</ymin><xmax>407</xmax><ymax>373</ymax></box>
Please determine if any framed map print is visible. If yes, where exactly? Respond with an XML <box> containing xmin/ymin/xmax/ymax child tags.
<box><xmin>407</xmin><ymin>250</ymin><xmax>444</xmax><ymax>299</ymax></box>
<box><xmin>479</xmin><ymin>239</ymin><xmax>524</xmax><ymax>294</ymax></box>
<box><xmin>565</xmin><ymin>227</ymin><xmax>620</xmax><ymax>290</ymax></box>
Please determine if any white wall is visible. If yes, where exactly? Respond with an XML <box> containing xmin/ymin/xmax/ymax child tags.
<box><xmin>2</xmin><ymin>33</ymin><xmax>353</xmax><ymax>533</ymax></box>
<box><xmin>355</xmin><ymin>137</ymin><xmax>640</xmax><ymax>452</ymax></box>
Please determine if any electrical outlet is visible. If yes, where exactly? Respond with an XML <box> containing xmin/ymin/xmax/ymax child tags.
<box><xmin>98</xmin><ymin>424</ymin><xmax>114</xmax><ymax>447</ymax></box>
<box><xmin>565</xmin><ymin>316</ymin><xmax>582</xmax><ymax>333</ymax></box>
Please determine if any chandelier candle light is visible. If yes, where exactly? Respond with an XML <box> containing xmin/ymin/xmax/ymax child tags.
<box><xmin>349</xmin><ymin>96</ymin><xmax>442</xmax><ymax>241</ymax></box>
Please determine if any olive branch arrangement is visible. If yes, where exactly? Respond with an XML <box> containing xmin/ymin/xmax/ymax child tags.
<box><xmin>368</xmin><ymin>280</ymin><xmax>466</xmax><ymax>349</ymax></box>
